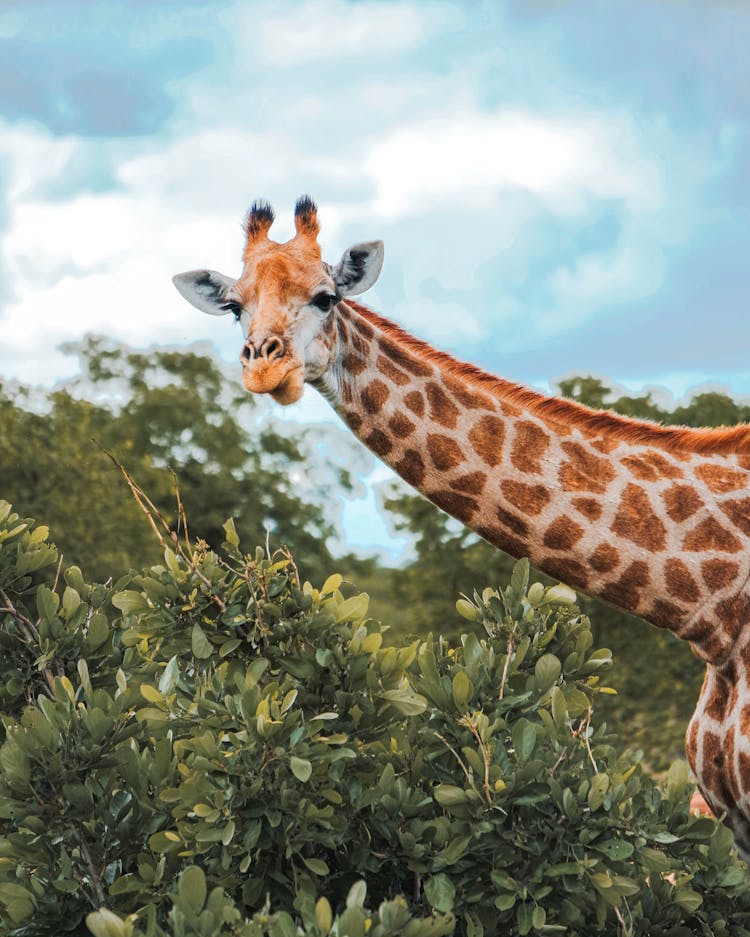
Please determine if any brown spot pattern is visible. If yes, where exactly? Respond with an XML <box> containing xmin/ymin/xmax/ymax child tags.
<box><xmin>343</xmin><ymin>353</ymin><xmax>367</xmax><ymax>375</ymax></box>
<box><xmin>542</xmin><ymin>556</ymin><xmax>589</xmax><ymax>590</ymax></box>
<box><xmin>426</xmin><ymin>382</ymin><xmax>460</xmax><ymax>429</ymax></box>
<box><xmin>591</xmin><ymin>437</ymin><xmax>620</xmax><ymax>454</ymax></box>
<box><xmin>449</xmin><ymin>471</ymin><xmax>487</xmax><ymax>495</ymax></box>
<box><xmin>664</xmin><ymin>558</ymin><xmax>700</xmax><ymax>603</ymax></box>
<box><xmin>376</xmin><ymin>356</ymin><xmax>410</xmax><ymax>386</ymax></box>
<box><xmin>543</xmin><ymin>516</ymin><xmax>584</xmax><ymax>551</ymax></box>
<box><xmin>683</xmin><ymin>517</ymin><xmax>742</xmax><ymax>553</ymax></box>
<box><xmin>611</xmin><ymin>484</ymin><xmax>667</xmax><ymax>552</ymax></box>
<box><xmin>600</xmin><ymin>560</ymin><xmax>650</xmax><ymax>609</ymax></box>
<box><xmin>559</xmin><ymin>440</ymin><xmax>616</xmax><ymax>493</ymax></box>
<box><xmin>720</xmin><ymin>498</ymin><xmax>750</xmax><ymax>537</ymax></box>
<box><xmin>663</xmin><ymin>484</ymin><xmax>705</xmax><ymax>522</ymax></box>
<box><xmin>589</xmin><ymin>543</ymin><xmax>620</xmax><ymax>573</ymax></box>
<box><xmin>740</xmin><ymin>705</ymin><xmax>750</xmax><ymax>738</ymax></box>
<box><xmin>573</xmin><ymin>497</ymin><xmax>602</xmax><ymax>520</ymax></box>
<box><xmin>364</xmin><ymin>429</ymin><xmax>392</xmax><ymax>457</ymax></box>
<box><xmin>715</xmin><ymin>594</ymin><xmax>750</xmax><ymax>642</ymax></box>
<box><xmin>444</xmin><ymin>374</ymin><xmax>494</xmax><ymax>410</ymax></box>
<box><xmin>378</xmin><ymin>337</ymin><xmax>432</xmax><ymax>377</ymax></box>
<box><xmin>706</xmin><ymin>677</ymin><xmax>730</xmax><ymax>721</ymax></box>
<box><xmin>426</xmin><ymin>433</ymin><xmax>464</xmax><ymax>471</ymax></box>
<box><xmin>641</xmin><ymin>451</ymin><xmax>684</xmax><ymax>479</ymax></box>
<box><xmin>351</xmin><ymin>330</ymin><xmax>369</xmax><ymax>355</ymax></box>
<box><xmin>701</xmin><ymin>559</ymin><xmax>739</xmax><ymax>591</ymax></box>
<box><xmin>468</xmin><ymin>415</ymin><xmax>505</xmax><ymax>467</ymax></box>
<box><xmin>496</xmin><ymin>506</ymin><xmax>529</xmax><ymax>537</ymax></box>
<box><xmin>404</xmin><ymin>391</ymin><xmax>425</xmax><ymax>417</ymax></box>
<box><xmin>475</xmin><ymin>525</ymin><xmax>527</xmax><ymax>558</ymax></box>
<box><xmin>501</xmin><ymin>401</ymin><xmax>522</xmax><ymax>418</ymax></box>
<box><xmin>695</xmin><ymin>464</ymin><xmax>748</xmax><ymax>494</ymax></box>
<box><xmin>686</xmin><ymin>720</ymin><xmax>699</xmax><ymax>766</ymax></box>
<box><xmin>501</xmin><ymin>480</ymin><xmax>551</xmax><ymax>516</ymax></box>
<box><xmin>511</xmin><ymin>421</ymin><xmax>549</xmax><ymax>475</ymax></box>
<box><xmin>622</xmin><ymin>455</ymin><xmax>659</xmax><ymax>481</ymax></box>
<box><xmin>351</xmin><ymin>315</ymin><xmax>375</xmax><ymax>339</ymax></box>
<box><xmin>650</xmin><ymin>598</ymin><xmax>689</xmax><ymax>630</ymax></box>
<box><xmin>361</xmin><ymin>379</ymin><xmax>389</xmax><ymax>414</ymax></box>
<box><xmin>395</xmin><ymin>450</ymin><xmax>425</xmax><ymax>487</ymax></box>
<box><xmin>388</xmin><ymin>413</ymin><xmax>415</xmax><ymax>438</ymax></box>
<box><xmin>428</xmin><ymin>489</ymin><xmax>478</xmax><ymax>523</ymax></box>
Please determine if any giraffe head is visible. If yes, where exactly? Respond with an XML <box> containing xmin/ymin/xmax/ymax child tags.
<box><xmin>172</xmin><ymin>196</ymin><xmax>384</xmax><ymax>404</ymax></box>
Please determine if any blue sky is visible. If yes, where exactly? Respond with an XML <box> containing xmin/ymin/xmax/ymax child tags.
<box><xmin>1</xmin><ymin>0</ymin><xmax>748</xmax><ymax>556</ymax></box>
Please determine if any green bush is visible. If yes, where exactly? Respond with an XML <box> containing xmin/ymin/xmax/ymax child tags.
<box><xmin>1</xmin><ymin>500</ymin><xmax>749</xmax><ymax>936</ymax></box>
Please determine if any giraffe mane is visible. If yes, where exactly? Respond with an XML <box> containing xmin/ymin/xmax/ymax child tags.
<box><xmin>346</xmin><ymin>300</ymin><xmax>750</xmax><ymax>456</ymax></box>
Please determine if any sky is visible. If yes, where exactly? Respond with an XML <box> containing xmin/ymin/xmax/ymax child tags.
<box><xmin>1</xmin><ymin>0</ymin><xmax>749</xmax><ymax>558</ymax></box>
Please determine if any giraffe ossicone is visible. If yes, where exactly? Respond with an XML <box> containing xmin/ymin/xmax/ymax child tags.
<box><xmin>173</xmin><ymin>196</ymin><xmax>750</xmax><ymax>860</ymax></box>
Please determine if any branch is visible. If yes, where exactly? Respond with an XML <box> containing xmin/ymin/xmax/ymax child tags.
<box><xmin>95</xmin><ymin>443</ymin><xmax>225</xmax><ymax>611</ymax></box>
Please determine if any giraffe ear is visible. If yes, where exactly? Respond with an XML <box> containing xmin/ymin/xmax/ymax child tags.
<box><xmin>172</xmin><ymin>269</ymin><xmax>238</xmax><ymax>316</ymax></box>
<box><xmin>333</xmin><ymin>241</ymin><xmax>384</xmax><ymax>296</ymax></box>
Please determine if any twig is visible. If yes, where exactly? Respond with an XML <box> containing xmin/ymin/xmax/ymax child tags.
<box><xmin>460</xmin><ymin>714</ymin><xmax>493</xmax><ymax>805</ymax></box>
<box><xmin>170</xmin><ymin>467</ymin><xmax>192</xmax><ymax>557</ymax></box>
<box><xmin>96</xmin><ymin>443</ymin><xmax>225</xmax><ymax>611</ymax></box>
<box><xmin>582</xmin><ymin>707</ymin><xmax>599</xmax><ymax>775</ymax></box>
<box><xmin>52</xmin><ymin>552</ymin><xmax>64</xmax><ymax>593</ymax></box>
<box><xmin>0</xmin><ymin>589</ymin><xmax>38</xmax><ymax>643</ymax></box>
<box><xmin>498</xmin><ymin>627</ymin><xmax>515</xmax><ymax>700</ymax></box>
<box><xmin>435</xmin><ymin>731</ymin><xmax>489</xmax><ymax>807</ymax></box>
<box><xmin>75</xmin><ymin>831</ymin><xmax>108</xmax><ymax>909</ymax></box>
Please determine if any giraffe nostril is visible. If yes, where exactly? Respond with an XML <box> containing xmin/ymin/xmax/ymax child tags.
<box><xmin>241</xmin><ymin>343</ymin><xmax>254</xmax><ymax>362</ymax></box>
<box><xmin>262</xmin><ymin>336</ymin><xmax>286</xmax><ymax>360</ymax></box>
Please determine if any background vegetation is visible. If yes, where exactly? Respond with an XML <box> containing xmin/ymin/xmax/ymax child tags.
<box><xmin>1</xmin><ymin>340</ymin><xmax>746</xmax><ymax>771</ymax></box>
<box><xmin>2</xmin><ymin>503</ymin><xmax>749</xmax><ymax>936</ymax></box>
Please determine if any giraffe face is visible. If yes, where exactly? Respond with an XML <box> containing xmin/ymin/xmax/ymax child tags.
<box><xmin>172</xmin><ymin>197</ymin><xmax>384</xmax><ymax>405</ymax></box>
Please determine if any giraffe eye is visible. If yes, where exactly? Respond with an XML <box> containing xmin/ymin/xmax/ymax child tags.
<box><xmin>221</xmin><ymin>301</ymin><xmax>243</xmax><ymax>320</ymax></box>
<box><xmin>311</xmin><ymin>292</ymin><xmax>337</xmax><ymax>313</ymax></box>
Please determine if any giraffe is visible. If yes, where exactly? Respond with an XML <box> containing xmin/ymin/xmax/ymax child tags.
<box><xmin>173</xmin><ymin>196</ymin><xmax>750</xmax><ymax>858</ymax></box>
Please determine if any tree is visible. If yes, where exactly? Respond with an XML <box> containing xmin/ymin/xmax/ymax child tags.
<box><xmin>0</xmin><ymin>338</ymin><xmax>363</xmax><ymax>584</ymax></box>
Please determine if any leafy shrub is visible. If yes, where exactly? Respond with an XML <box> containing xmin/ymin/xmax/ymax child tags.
<box><xmin>1</xmin><ymin>500</ymin><xmax>749</xmax><ymax>936</ymax></box>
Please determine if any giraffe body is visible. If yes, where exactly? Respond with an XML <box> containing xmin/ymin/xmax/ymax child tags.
<box><xmin>173</xmin><ymin>197</ymin><xmax>750</xmax><ymax>859</ymax></box>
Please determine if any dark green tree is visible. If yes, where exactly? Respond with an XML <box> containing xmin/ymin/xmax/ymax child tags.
<box><xmin>0</xmin><ymin>338</ymin><xmax>361</xmax><ymax>584</ymax></box>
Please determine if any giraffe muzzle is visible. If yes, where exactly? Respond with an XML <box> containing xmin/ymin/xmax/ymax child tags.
<box><xmin>240</xmin><ymin>335</ymin><xmax>304</xmax><ymax>404</ymax></box>
<box><xmin>241</xmin><ymin>335</ymin><xmax>287</xmax><ymax>362</ymax></box>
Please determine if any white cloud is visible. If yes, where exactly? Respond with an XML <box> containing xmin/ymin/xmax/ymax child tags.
<box><xmin>250</xmin><ymin>0</ymin><xmax>461</xmax><ymax>66</ymax></box>
<box><xmin>367</xmin><ymin>110</ymin><xmax>661</xmax><ymax>217</ymax></box>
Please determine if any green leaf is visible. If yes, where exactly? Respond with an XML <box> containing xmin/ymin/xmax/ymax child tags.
<box><xmin>452</xmin><ymin>671</ymin><xmax>473</xmax><ymax>710</ymax></box>
<box><xmin>587</xmin><ymin>773</ymin><xmax>609</xmax><ymax>811</ymax></box>
<box><xmin>159</xmin><ymin>656</ymin><xmax>180</xmax><ymax>694</ymax></box>
<box><xmin>335</xmin><ymin>593</ymin><xmax>369</xmax><ymax>623</ymax></box>
<box><xmin>346</xmin><ymin>880</ymin><xmax>367</xmax><ymax>909</ymax></box>
<box><xmin>510</xmin><ymin>558</ymin><xmax>529</xmax><ymax>597</ymax></box>
<box><xmin>191</xmin><ymin>623</ymin><xmax>213</xmax><ymax>659</ymax></box>
<box><xmin>179</xmin><ymin>866</ymin><xmax>207</xmax><ymax>913</ymax></box>
<box><xmin>290</xmin><ymin>756</ymin><xmax>312</xmax><ymax>782</ymax></box>
<box><xmin>535</xmin><ymin>653</ymin><xmax>561</xmax><ymax>691</ymax></box>
<box><xmin>112</xmin><ymin>590</ymin><xmax>149</xmax><ymax>615</ymax></box>
<box><xmin>424</xmin><ymin>873</ymin><xmax>456</xmax><ymax>912</ymax></box>
<box><xmin>303</xmin><ymin>857</ymin><xmax>329</xmax><ymax>876</ymax></box>
<box><xmin>315</xmin><ymin>897</ymin><xmax>333</xmax><ymax>934</ymax></box>
<box><xmin>321</xmin><ymin>573</ymin><xmax>342</xmax><ymax>596</ymax></box>
<box><xmin>85</xmin><ymin>909</ymin><xmax>129</xmax><ymax>937</ymax></box>
<box><xmin>456</xmin><ymin>598</ymin><xmax>478</xmax><ymax>621</ymax></box>
<box><xmin>434</xmin><ymin>785</ymin><xmax>469</xmax><ymax>807</ymax></box>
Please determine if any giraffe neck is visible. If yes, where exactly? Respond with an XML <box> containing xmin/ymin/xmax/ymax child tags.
<box><xmin>313</xmin><ymin>301</ymin><xmax>750</xmax><ymax>665</ymax></box>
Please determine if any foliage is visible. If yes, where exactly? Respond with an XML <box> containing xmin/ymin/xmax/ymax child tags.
<box><xmin>0</xmin><ymin>337</ymin><xmax>361</xmax><ymax>584</ymax></box>
<box><xmin>1</xmin><ymin>502</ymin><xmax>749</xmax><ymax>936</ymax></box>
